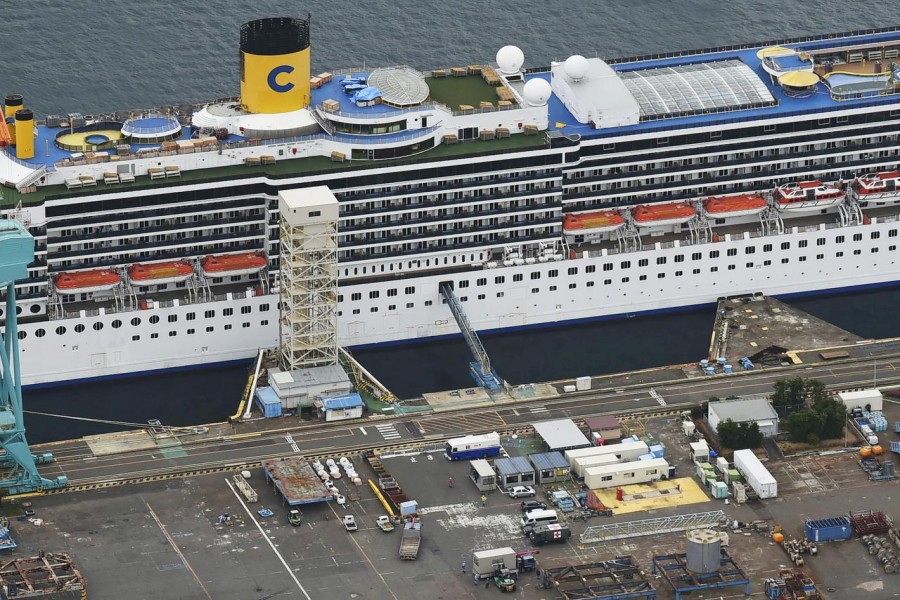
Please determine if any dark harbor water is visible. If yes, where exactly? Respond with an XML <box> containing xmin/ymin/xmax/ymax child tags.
<box><xmin>3</xmin><ymin>1</ymin><xmax>899</xmax><ymax>442</ymax></box>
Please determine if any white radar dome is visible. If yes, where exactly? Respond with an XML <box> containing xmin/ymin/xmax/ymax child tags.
<box><xmin>523</xmin><ymin>78</ymin><xmax>552</xmax><ymax>107</ymax></box>
<box><xmin>564</xmin><ymin>55</ymin><xmax>590</xmax><ymax>82</ymax></box>
<box><xmin>496</xmin><ymin>45</ymin><xmax>525</xmax><ymax>75</ymax></box>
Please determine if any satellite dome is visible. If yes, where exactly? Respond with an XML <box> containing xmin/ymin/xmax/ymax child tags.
<box><xmin>523</xmin><ymin>78</ymin><xmax>552</xmax><ymax>107</ymax></box>
<box><xmin>496</xmin><ymin>45</ymin><xmax>525</xmax><ymax>75</ymax></box>
<box><xmin>564</xmin><ymin>55</ymin><xmax>590</xmax><ymax>82</ymax></box>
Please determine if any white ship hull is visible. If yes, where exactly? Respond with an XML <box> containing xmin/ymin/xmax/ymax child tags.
<box><xmin>17</xmin><ymin>215</ymin><xmax>900</xmax><ymax>388</ymax></box>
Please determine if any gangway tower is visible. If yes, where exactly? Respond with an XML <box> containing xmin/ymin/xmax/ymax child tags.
<box><xmin>0</xmin><ymin>219</ymin><xmax>67</xmax><ymax>494</ymax></box>
<box><xmin>439</xmin><ymin>283</ymin><xmax>506</xmax><ymax>392</ymax></box>
<box><xmin>277</xmin><ymin>187</ymin><xmax>339</xmax><ymax>370</ymax></box>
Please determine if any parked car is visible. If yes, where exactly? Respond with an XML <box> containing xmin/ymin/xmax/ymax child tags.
<box><xmin>343</xmin><ymin>515</ymin><xmax>358</xmax><ymax>531</ymax></box>
<box><xmin>288</xmin><ymin>509</ymin><xmax>303</xmax><ymax>526</ymax></box>
<box><xmin>336</xmin><ymin>495</ymin><xmax>347</xmax><ymax>506</ymax></box>
<box><xmin>507</xmin><ymin>486</ymin><xmax>536</xmax><ymax>498</ymax></box>
<box><xmin>520</xmin><ymin>500</ymin><xmax>547</xmax><ymax>511</ymax></box>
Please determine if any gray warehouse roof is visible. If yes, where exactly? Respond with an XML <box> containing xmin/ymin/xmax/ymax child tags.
<box><xmin>532</xmin><ymin>419</ymin><xmax>591</xmax><ymax>451</ymax></box>
<box><xmin>494</xmin><ymin>456</ymin><xmax>534</xmax><ymax>477</ymax></box>
<box><xmin>529</xmin><ymin>452</ymin><xmax>569</xmax><ymax>471</ymax></box>
<box><xmin>708</xmin><ymin>397</ymin><xmax>779</xmax><ymax>423</ymax></box>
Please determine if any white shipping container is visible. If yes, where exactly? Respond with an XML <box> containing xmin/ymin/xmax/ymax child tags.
<box><xmin>732</xmin><ymin>449</ymin><xmax>777</xmax><ymax>499</ymax></box>
<box><xmin>575</xmin><ymin>376</ymin><xmax>591</xmax><ymax>391</ymax></box>
<box><xmin>565</xmin><ymin>441</ymin><xmax>649</xmax><ymax>469</ymax></box>
<box><xmin>837</xmin><ymin>389</ymin><xmax>883</xmax><ymax>412</ymax></box>
<box><xmin>573</xmin><ymin>453</ymin><xmax>619</xmax><ymax>477</ymax></box>
<box><xmin>563</xmin><ymin>385</ymin><xmax>577</xmax><ymax>393</ymax></box>
<box><xmin>585</xmin><ymin>458</ymin><xmax>669</xmax><ymax>489</ymax></box>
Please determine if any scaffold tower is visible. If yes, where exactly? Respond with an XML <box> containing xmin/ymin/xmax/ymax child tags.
<box><xmin>277</xmin><ymin>187</ymin><xmax>339</xmax><ymax>370</ymax></box>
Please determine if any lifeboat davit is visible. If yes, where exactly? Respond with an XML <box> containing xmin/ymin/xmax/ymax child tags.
<box><xmin>774</xmin><ymin>180</ymin><xmax>845</xmax><ymax>212</ymax></box>
<box><xmin>128</xmin><ymin>261</ymin><xmax>195</xmax><ymax>286</ymax></box>
<box><xmin>853</xmin><ymin>171</ymin><xmax>900</xmax><ymax>204</ymax></box>
<box><xmin>703</xmin><ymin>194</ymin><xmax>769</xmax><ymax>219</ymax></box>
<box><xmin>53</xmin><ymin>269</ymin><xmax>121</xmax><ymax>294</ymax></box>
<box><xmin>562</xmin><ymin>210</ymin><xmax>625</xmax><ymax>234</ymax></box>
<box><xmin>200</xmin><ymin>251</ymin><xmax>267</xmax><ymax>278</ymax></box>
<box><xmin>632</xmin><ymin>202</ymin><xmax>696</xmax><ymax>227</ymax></box>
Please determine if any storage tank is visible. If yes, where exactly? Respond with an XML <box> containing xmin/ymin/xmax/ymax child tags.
<box><xmin>685</xmin><ymin>529</ymin><xmax>721</xmax><ymax>574</ymax></box>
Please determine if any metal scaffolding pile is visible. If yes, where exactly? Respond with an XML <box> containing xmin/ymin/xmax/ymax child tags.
<box><xmin>540</xmin><ymin>556</ymin><xmax>656</xmax><ymax>600</ymax></box>
<box><xmin>0</xmin><ymin>552</ymin><xmax>86</xmax><ymax>597</ymax></box>
<box><xmin>652</xmin><ymin>548</ymin><xmax>750</xmax><ymax>600</ymax></box>
<box><xmin>581</xmin><ymin>510</ymin><xmax>726</xmax><ymax>543</ymax></box>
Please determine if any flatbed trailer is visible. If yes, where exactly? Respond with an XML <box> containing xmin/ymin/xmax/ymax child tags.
<box><xmin>399</xmin><ymin>519</ymin><xmax>421</xmax><ymax>560</ymax></box>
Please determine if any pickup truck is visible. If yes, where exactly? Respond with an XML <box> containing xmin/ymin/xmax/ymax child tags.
<box><xmin>399</xmin><ymin>519</ymin><xmax>422</xmax><ymax>560</ymax></box>
<box><xmin>343</xmin><ymin>515</ymin><xmax>358</xmax><ymax>532</ymax></box>
<box><xmin>376</xmin><ymin>516</ymin><xmax>395</xmax><ymax>532</ymax></box>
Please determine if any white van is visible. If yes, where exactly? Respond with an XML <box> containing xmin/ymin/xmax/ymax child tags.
<box><xmin>520</xmin><ymin>509</ymin><xmax>558</xmax><ymax>530</ymax></box>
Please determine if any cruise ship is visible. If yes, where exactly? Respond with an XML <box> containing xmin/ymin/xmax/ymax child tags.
<box><xmin>3</xmin><ymin>18</ymin><xmax>900</xmax><ymax>388</ymax></box>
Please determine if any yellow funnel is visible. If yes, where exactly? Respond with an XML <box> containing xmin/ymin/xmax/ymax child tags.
<box><xmin>14</xmin><ymin>109</ymin><xmax>34</xmax><ymax>160</ymax></box>
<box><xmin>240</xmin><ymin>17</ymin><xmax>311</xmax><ymax>114</ymax></box>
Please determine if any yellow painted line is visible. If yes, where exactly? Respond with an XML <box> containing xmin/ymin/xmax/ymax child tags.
<box><xmin>227</xmin><ymin>432</ymin><xmax>264</xmax><ymax>440</ymax></box>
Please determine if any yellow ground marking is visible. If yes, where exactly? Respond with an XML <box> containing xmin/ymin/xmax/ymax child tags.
<box><xmin>591</xmin><ymin>477</ymin><xmax>710</xmax><ymax>515</ymax></box>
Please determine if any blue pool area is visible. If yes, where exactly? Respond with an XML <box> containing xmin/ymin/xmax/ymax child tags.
<box><xmin>825</xmin><ymin>72</ymin><xmax>893</xmax><ymax>99</ymax></box>
<box><xmin>84</xmin><ymin>134</ymin><xmax>110</xmax><ymax>145</ymax></box>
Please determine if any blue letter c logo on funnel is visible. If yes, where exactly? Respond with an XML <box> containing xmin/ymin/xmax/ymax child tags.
<box><xmin>268</xmin><ymin>65</ymin><xmax>295</xmax><ymax>93</ymax></box>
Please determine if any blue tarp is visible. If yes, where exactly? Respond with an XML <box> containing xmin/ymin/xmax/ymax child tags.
<box><xmin>321</xmin><ymin>393</ymin><xmax>364</xmax><ymax>411</ymax></box>
<box><xmin>351</xmin><ymin>87</ymin><xmax>382</xmax><ymax>103</ymax></box>
<box><xmin>255</xmin><ymin>386</ymin><xmax>282</xmax><ymax>418</ymax></box>
<box><xmin>341</xmin><ymin>77</ymin><xmax>367</xmax><ymax>87</ymax></box>
<box><xmin>343</xmin><ymin>84</ymin><xmax>367</xmax><ymax>93</ymax></box>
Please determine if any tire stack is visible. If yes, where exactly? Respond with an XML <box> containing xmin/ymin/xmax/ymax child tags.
<box><xmin>861</xmin><ymin>535</ymin><xmax>900</xmax><ymax>574</ymax></box>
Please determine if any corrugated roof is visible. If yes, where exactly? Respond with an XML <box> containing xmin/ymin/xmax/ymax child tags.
<box><xmin>584</xmin><ymin>415</ymin><xmax>620</xmax><ymax>431</ymax></box>
<box><xmin>494</xmin><ymin>456</ymin><xmax>534</xmax><ymax>476</ymax></box>
<box><xmin>528</xmin><ymin>451</ymin><xmax>569</xmax><ymax>470</ymax></box>
<box><xmin>321</xmin><ymin>393</ymin><xmax>363</xmax><ymax>410</ymax></box>
<box><xmin>532</xmin><ymin>419</ymin><xmax>591</xmax><ymax>450</ymax></box>
<box><xmin>255</xmin><ymin>385</ymin><xmax>280</xmax><ymax>406</ymax></box>
<box><xmin>708</xmin><ymin>397</ymin><xmax>779</xmax><ymax>423</ymax></box>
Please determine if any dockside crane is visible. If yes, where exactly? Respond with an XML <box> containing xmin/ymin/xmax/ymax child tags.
<box><xmin>0</xmin><ymin>219</ymin><xmax>67</xmax><ymax>495</ymax></box>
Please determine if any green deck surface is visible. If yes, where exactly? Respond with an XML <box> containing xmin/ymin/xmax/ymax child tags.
<box><xmin>426</xmin><ymin>74</ymin><xmax>509</xmax><ymax>109</ymax></box>
<box><xmin>2</xmin><ymin>134</ymin><xmax>545</xmax><ymax>207</ymax></box>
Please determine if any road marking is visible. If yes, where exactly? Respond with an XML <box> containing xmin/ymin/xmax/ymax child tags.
<box><xmin>226</xmin><ymin>478</ymin><xmax>313</xmax><ymax>600</ymax></box>
<box><xmin>375</xmin><ymin>423</ymin><xmax>401</xmax><ymax>440</ymax></box>
<box><xmin>326</xmin><ymin>502</ymin><xmax>400</xmax><ymax>600</ymax></box>
<box><xmin>649</xmin><ymin>388</ymin><xmax>667</xmax><ymax>406</ymax></box>
<box><xmin>360</xmin><ymin>427</ymin><xmax>368</xmax><ymax>435</ymax></box>
<box><xmin>530</xmin><ymin>407</ymin><xmax>549</xmax><ymax>413</ymax></box>
<box><xmin>145</xmin><ymin>501</ymin><xmax>212</xmax><ymax>599</ymax></box>
<box><xmin>285</xmin><ymin>433</ymin><xmax>300</xmax><ymax>452</ymax></box>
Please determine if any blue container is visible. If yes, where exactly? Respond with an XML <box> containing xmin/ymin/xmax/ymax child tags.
<box><xmin>805</xmin><ymin>517</ymin><xmax>852</xmax><ymax>542</ymax></box>
<box><xmin>255</xmin><ymin>386</ymin><xmax>283</xmax><ymax>418</ymax></box>
<box><xmin>700</xmin><ymin>359</ymin><xmax>709</xmax><ymax>368</ymax></box>
<box><xmin>718</xmin><ymin>357</ymin><xmax>727</xmax><ymax>365</ymax></box>
<box><xmin>705</xmin><ymin>366</ymin><xmax>715</xmax><ymax>375</ymax></box>
<box><xmin>895</xmin><ymin>421</ymin><xmax>900</xmax><ymax>433</ymax></box>
<box><xmin>724</xmin><ymin>364</ymin><xmax>733</xmax><ymax>374</ymax></box>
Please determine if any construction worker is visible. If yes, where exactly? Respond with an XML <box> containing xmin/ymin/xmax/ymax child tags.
<box><xmin>481</xmin><ymin>495</ymin><xmax>487</xmax><ymax>507</ymax></box>
<box><xmin>448</xmin><ymin>477</ymin><xmax>453</xmax><ymax>488</ymax></box>
<box><xmin>461</xmin><ymin>560</ymin><xmax>466</xmax><ymax>573</ymax></box>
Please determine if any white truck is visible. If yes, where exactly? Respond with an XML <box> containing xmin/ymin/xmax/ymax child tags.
<box><xmin>732</xmin><ymin>449</ymin><xmax>777</xmax><ymax>499</ymax></box>
<box><xmin>473</xmin><ymin>547</ymin><xmax>517</xmax><ymax>579</ymax></box>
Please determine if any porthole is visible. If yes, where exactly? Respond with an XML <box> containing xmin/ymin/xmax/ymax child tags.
<box><xmin>35</xmin><ymin>329</ymin><xmax>45</xmax><ymax>338</ymax></box>
<box><xmin>74</xmin><ymin>324</ymin><xmax>85</xmax><ymax>333</ymax></box>
<box><xmin>56</xmin><ymin>326</ymin><xmax>66</xmax><ymax>335</ymax></box>
<box><xmin>17</xmin><ymin>331</ymin><xmax>26</xmax><ymax>340</ymax></box>
<box><xmin>112</xmin><ymin>320</ymin><xmax>122</xmax><ymax>328</ymax></box>
<box><xmin>149</xmin><ymin>315</ymin><xmax>160</xmax><ymax>324</ymax></box>
<box><xmin>131</xmin><ymin>317</ymin><xmax>141</xmax><ymax>326</ymax></box>
<box><xmin>29</xmin><ymin>304</ymin><xmax>40</xmax><ymax>314</ymax></box>
<box><xmin>93</xmin><ymin>322</ymin><xmax>103</xmax><ymax>331</ymax></box>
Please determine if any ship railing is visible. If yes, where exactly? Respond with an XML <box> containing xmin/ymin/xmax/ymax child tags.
<box><xmin>221</xmin><ymin>126</ymin><xmax>440</xmax><ymax>149</ymax></box>
<box><xmin>315</xmin><ymin>101</ymin><xmax>448</xmax><ymax>120</ymax></box>
<box><xmin>326</xmin><ymin>65</ymin><xmax>425</xmax><ymax>78</ymax></box>
<box><xmin>1</xmin><ymin>150</ymin><xmax>55</xmax><ymax>173</ymax></box>
<box><xmin>600</xmin><ymin>26</ymin><xmax>900</xmax><ymax>67</ymax></box>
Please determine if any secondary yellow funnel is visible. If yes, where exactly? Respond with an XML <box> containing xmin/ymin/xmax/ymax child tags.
<box><xmin>14</xmin><ymin>108</ymin><xmax>34</xmax><ymax>159</ymax></box>
<box><xmin>240</xmin><ymin>17</ymin><xmax>311</xmax><ymax>114</ymax></box>
<box><xmin>4</xmin><ymin>94</ymin><xmax>23</xmax><ymax>145</ymax></box>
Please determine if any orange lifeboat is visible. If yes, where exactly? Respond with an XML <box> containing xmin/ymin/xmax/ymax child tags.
<box><xmin>0</xmin><ymin>114</ymin><xmax>10</xmax><ymax>148</ymax></box>
<box><xmin>774</xmin><ymin>180</ymin><xmax>845</xmax><ymax>212</ymax></box>
<box><xmin>632</xmin><ymin>202</ymin><xmax>696</xmax><ymax>227</ymax></box>
<box><xmin>703</xmin><ymin>194</ymin><xmax>769</xmax><ymax>219</ymax></box>
<box><xmin>853</xmin><ymin>171</ymin><xmax>900</xmax><ymax>203</ymax></box>
<box><xmin>53</xmin><ymin>269</ymin><xmax>121</xmax><ymax>294</ymax></box>
<box><xmin>562</xmin><ymin>210</ymin><xmax>625</xmax><ymax>234</ymax></box>
<box><xmin>200</xmin><ymin>251</ymin><xmax>267</xmax><ymax>278</ymax></box>
<box><xmin>128</xmin><ymin>261</ymin><xmax>195</xmax><ymax>286</ymax></box>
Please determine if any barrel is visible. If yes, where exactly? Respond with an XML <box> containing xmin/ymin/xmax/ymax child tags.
<box><xmin>724</xmin><ymin>364</ymin><xmax>733</xmax><ymax>374</ymax></box>
<box><xmin>872</xmin><ymin>445</ymin><xmax>883</xmax><ymax>455</ymax></box>
<box><xmin>773</xmin><ymin>532</ymin><xmax>785</xmax><ymax>543</ymax></box>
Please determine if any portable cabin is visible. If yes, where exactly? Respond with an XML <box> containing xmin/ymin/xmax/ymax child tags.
<box><xmin>528</xmin><ymin>452</ymin><xmax>570</xmax><ymax>484</ymax></box>
<box><xmin>584</xmin><ymin>458</ymin><xmax>669</xmax><ymax>489</ymax></box>
<box><xmin>494</xmin><ymin>456</ymin><xmax>535</xmax><ymax>489</ymax></box>
<box><xmin>469</xmin><ymin>459</ymin><xmax>498</xmax><ymax>491</ymax></box>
